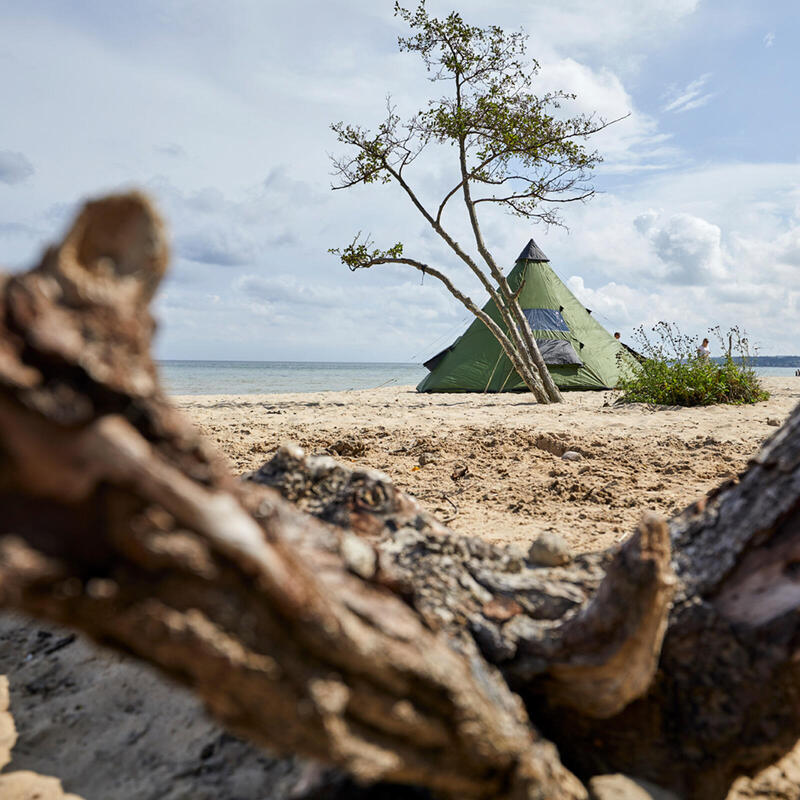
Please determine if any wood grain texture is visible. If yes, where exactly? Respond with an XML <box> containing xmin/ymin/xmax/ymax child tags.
<box><xmin>1</xmin><ymin>192</ymin><xmax>800</xmax><ymax>800</ymax></box>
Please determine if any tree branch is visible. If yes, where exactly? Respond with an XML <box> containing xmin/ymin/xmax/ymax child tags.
<box><xmin>334</xmin><ymin>245</ymin><xmax>547</xmax><ymax>402</ymax></box>
<box><xmin>455</xmin><ymin>107</ymin><xmax>562</xmax><ymax>402</ymax></box>
<box><xmin>0</xmin><ymin>193</ymin><xmax>584</xmax><ymax>797</ymax></box>
<box><xmin>5</xmin><ymin>192</ymin><xmax>800</xmax><ymax>800</ymax></box>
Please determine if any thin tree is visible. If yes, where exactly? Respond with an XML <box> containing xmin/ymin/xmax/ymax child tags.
<box><xmin>330</xmin><ymin>2</ymin><xmax>620</xmax><ymax>403</ymax></box>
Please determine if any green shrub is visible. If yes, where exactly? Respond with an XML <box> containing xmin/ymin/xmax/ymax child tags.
<box><xmin>617</xmin><ymin>323</ymin><xmax>769</xmax><ymax>406</ymax></box>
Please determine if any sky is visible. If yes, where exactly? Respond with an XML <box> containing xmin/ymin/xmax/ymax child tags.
<box><xmin>1</xmin><ymin>0</ymin><xmax>799</xmax><ymax>361</ymax></box>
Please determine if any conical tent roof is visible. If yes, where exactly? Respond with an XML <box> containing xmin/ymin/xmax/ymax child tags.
<box><xmin>417</xmin><ymin>239</ymin><xmax>634</xmax><ymax>392</ymax></box>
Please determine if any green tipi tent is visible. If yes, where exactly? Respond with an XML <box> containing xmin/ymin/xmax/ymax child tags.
<box><xmin>417</xmin><ymin>239</ymin><xmax>634</xmax><ymax>392</ymax></box>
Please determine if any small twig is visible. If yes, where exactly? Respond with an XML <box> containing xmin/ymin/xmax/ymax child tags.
<box><xmin>441</xmin><ymin>493</ymin><xmax>459</xmax><ymax>523</ymax></box>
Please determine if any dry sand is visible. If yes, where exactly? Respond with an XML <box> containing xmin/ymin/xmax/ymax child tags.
<box><xmin>176</xmin><ymin>376</ymin><xmax>800</xmax><ymax>554</ymax></box>
<box><xmin>3</xmin><ymin>377</ymin><xmax>800</xmax><ymax>799</ymax></box>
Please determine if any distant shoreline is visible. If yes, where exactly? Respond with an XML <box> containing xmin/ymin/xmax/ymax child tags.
<box><xmin>717</xmin><ymin>355</ymin><xmax>800</xmax><ymax>367</ymax></box>
<box><xmin>157</xmin><ymin>359</ymin><xmax>797</xmax><ymax>397</ymax></box>
<box><xmin>158</xmin><ymin>355</ymin><xmax>800</xmax><ymax>367</ymax></box>
<box><xmin>157</xmin><ymin>359</ymin><xmax>422</xmax><ymax>366</ymax></box>
<box><xmin>158</xmin><ymin>360</ymin><xmax>428</xmax><ymax>396</ymax></box>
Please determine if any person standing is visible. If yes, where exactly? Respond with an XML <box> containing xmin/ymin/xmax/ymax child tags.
<box><xmin>696</xmin><ymin>338</ymin><xmax>711</xmax><ymax>360</ymax></box>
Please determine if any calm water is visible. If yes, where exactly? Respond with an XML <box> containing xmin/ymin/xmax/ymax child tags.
<box><xmin>755</xmin><ymin>367</ymin><xmax>800</xmax><ymax>377</ymax></box>
<box><xmin>158</xmin><ymin>360</ymin><xmax>798</xmax><ymax>396</ymax></box>
<box><xmin>159</xmin><ymin>360</ymin><xmax>428</xmax><ymax>395</ymax></box>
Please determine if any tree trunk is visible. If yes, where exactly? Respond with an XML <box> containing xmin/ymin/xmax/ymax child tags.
<box><xmin>1</xmin><ymin>193</ymin><xmax>799</xmax><ymax>800</ymax></box>
<box><xmin>455</xmin><ymin>138</ymin><xmax>562</xmax><ymax>404</ymax></box>
<box><xmin>391</xmin><ymin>255</ymin><xmax>551</xmax><ymax>402</ymax></box>
<box><xmin>508</xmin><ymin>291</ymin><xmax>564</xmax><ymax>403</ymax></box>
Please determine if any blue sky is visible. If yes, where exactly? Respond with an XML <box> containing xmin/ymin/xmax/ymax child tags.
<box><xmin>1</xmin><ymin>0</ymin><xmax>798</xmax><ymax>360</ymax></box>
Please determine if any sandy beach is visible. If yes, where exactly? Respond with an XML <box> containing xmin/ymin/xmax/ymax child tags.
<box><xmin>175</xmin><ymin>376</ymin><xmax>800</xmax><ymax>555</ymax></box>
<box><xmin>5</xmin><ymin>2</ymin><xmax>800</xmax><ymax>795</ymax></box>
<box><xmin>2</xmin><ymin>378</ymin><xmax>800</xmax><ymax>799</ymax></box>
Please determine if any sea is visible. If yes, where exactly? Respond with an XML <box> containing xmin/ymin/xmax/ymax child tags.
<box><xmin>159</xmin><ymin>360</ymin><xmax>428</xmax><ymax>395</ymax></box>
<box><xmin>158</xmin><ymin>360</ymin><xmax>798</xmax><ymax>396</ymax></box>
<box><xmin>756</xmin><ymin>367</ymin><xmax>800</xmax><ymax>377</ymax></box>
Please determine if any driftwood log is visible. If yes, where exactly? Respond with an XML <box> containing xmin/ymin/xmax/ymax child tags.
<box><xmin>0</xmin><ymin>193</ymin><xmax>798</xmax><ymax>800</ymax></box>
<box><xmin>0</xmin><ymin>675</ymin><xmax>84</xmax><ymax>799</ymax></box>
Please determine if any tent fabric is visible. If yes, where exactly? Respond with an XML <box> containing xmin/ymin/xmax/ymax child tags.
<box><xmin>517</xmin><ymin>239</ymin><xmax>549</xmax><ymax>261</ymax></box>
<box><xmin>536</xmin><ymin>339</ymin><xmax>583</xmax><ymax>366</ymax></box>
<box><xmin>423</xmin><ymin>343</ymin><xmax>455</xmax><ymax>371</ymax></box>
<box><xmin>523</xmin><ymin>308</ymin><xmax>569</xmax><ymax>332</ymax></box>
<box><xmin>417</xmin><ymin>238</ymin><xmax>637</xmax><ymax>392</ymax></box>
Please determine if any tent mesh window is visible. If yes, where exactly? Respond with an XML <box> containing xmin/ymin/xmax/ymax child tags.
<box><xmin>522</xmin><ymin>308</ymin><xmax>569</xmax><ymax>332</ymax></box>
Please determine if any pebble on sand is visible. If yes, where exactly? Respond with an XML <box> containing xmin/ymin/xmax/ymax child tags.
<box><xmin>528</xmin><ymin>531</ymin><xmax>572</xmax><ymax>566</ymax></box>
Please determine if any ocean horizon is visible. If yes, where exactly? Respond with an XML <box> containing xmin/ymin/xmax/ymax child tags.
<box><xmin>158</xmin><ymin>359</ymin><xmax>798</xmax><ymax>396</ymax></box>
<box><xmin>159</xmin><ymin>360</ymin><xmax>428</xmax><ymax>395</ymax></box>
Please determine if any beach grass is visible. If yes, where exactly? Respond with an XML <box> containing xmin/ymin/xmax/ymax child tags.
<box><xmin>617</xmin><ymin>323</ymin><xmax>769</xmax><ymax>406</ymax></box>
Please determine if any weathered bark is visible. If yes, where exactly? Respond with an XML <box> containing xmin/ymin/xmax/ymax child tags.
<box><xmin>1</xmin><ymin>192</ymin><xmax>800</xmax><ymax>800</ymax></box>
<box><xmin>525</xmin><ymin>407</ymin><xmax>800</xmax><ymax>799</ymax></box>
<box><xmin>254</xmin><ymin>407</ymin><xmax>800</xmax><ymax>800</ymax></box>
<box><xmin>249</xmin><ymin>446</ymin><xmax>674</xmax><ymax>721</ymax></box>
<box><xmin>0</xmin><ymin>193</ymin><xmax>585</xmax><ymax>800</ymax></box>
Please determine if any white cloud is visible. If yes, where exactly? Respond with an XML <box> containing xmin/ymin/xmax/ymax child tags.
<box><xmin>663</xmin><ymin>73</ymin><xmax>714</xmax><ymax>113</ymax></box>
<box><xmin>775</xmin><ymin>228</ymin><xmax>800</xmax><ymax>266</ymax></box>
<box><xmin>567</xmin><ymin>276</ymin><xmax>650</xmax><ymax>325</ymax></box>
<box><xmin>154</xmin><ymin>143</ymin><xmax>185</xmax><ymax>158</ymax></box>
<box><xmin>0</xmin><ymin>151</ymin><xmax>34</xmax><ymax>184</ymax></box>
<box><xmin>175</xmin><ymin>229</ymin><xmax>254</xmax><ymax>267</ymax></box>
<box><xmin>649</xmin><ymin>213</ymin><xmax>726</xmax><ymax>284</ymax></box>
<box><xmin>5</xmin><ymin>0</ymin><xmax>800</xmax><ymax>360</ymax></box>
<box><xmin>146</xmin><ymin>174</ymin><xmax>326</xmax><ymax>276</ymax></box>
<box><xmin>633</xmin><ymin>209</ymin><xmax>659</xmax><ymax>235</ymax></box>
<box><xmin>155</xmin><ymin>271</ymin><xmax>466</xmax><ymax>362</ymax></box>
<box><xmin>237</xmin><ymin>273</ymin><xmax>462</xmax><ymax>320</ymax></box>
<box><xmin>537</xmin><ymin>59</ymin><xmax>677</xmax><ymax>173</ymax></box>
<box><xmin>764</xmin><ymin>32</ymin><xmax>775</xmax><ymax>48</ymax></box>
<box><xmin>498</xmin><ymin>0</ymin><xmax>701</xmax><ymax>67</ymax></box>
<box><xmin>534</xmin><ymin>162</ymin><xmax>800</xmax><ymax>353</ymax></box>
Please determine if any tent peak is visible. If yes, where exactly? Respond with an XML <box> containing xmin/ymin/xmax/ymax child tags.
<box><xmin>516</xmin><ymin>239</ymin><xmax>549</xmax><ymax>262</ymax></box>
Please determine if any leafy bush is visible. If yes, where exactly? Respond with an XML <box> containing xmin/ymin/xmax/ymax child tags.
<box><xmin>617</xmin><ymin>323</ymin><xmax>769</xmax><ymax>406</ymax></box>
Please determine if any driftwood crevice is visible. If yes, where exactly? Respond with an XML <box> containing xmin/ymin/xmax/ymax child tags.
<box><xmin>0</xmin><ymin>193</ymin><xmax>798</xmax><ymax>800</ymax></box>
